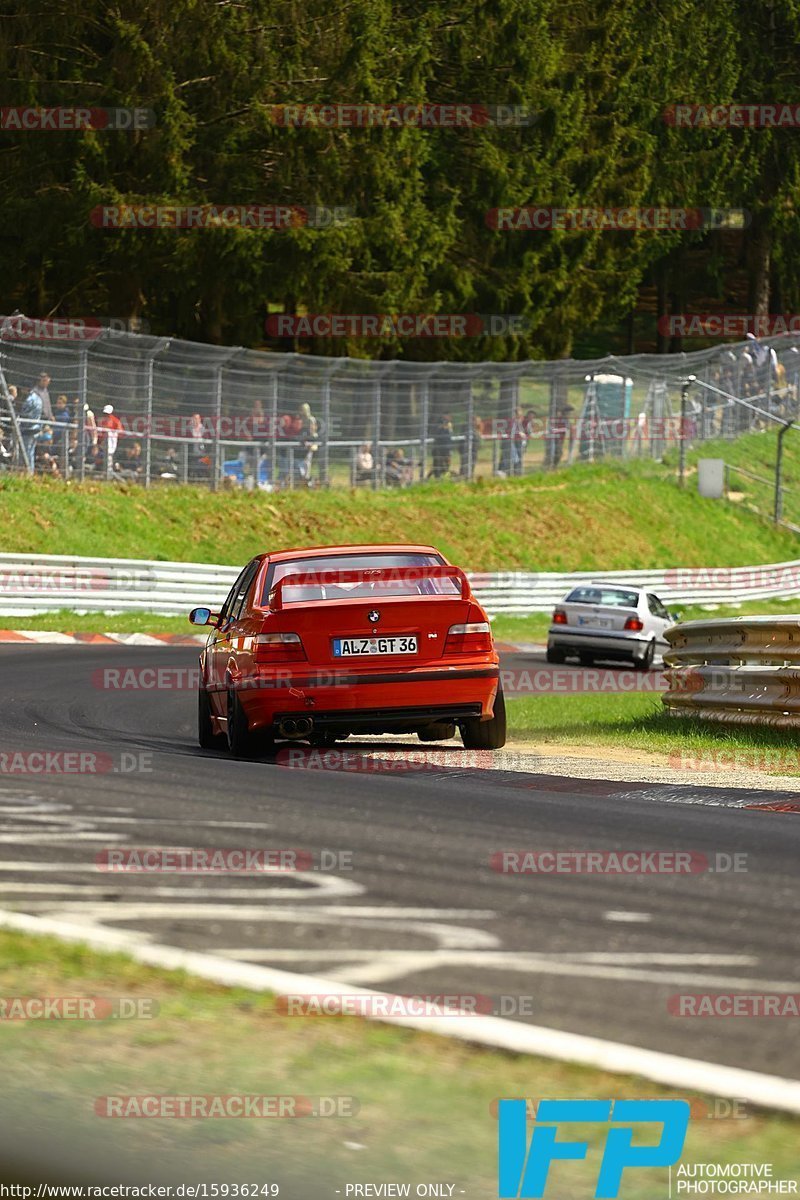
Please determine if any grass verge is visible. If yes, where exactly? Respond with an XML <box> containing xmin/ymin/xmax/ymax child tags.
<box><xmin>506</xmin><ymin>694</ymin><xmax>800</xmax><ymax>775</ymax></box>
<box><xmin>1</xmin><ymin>928</ymin><xmax>797</xmax><ymax>1194</ymax></box>
<box><xmin>2</xmin><ymin>599</ymin><xmax>799</xmax><ymax>639</ymax></box>
<box><xmin>2</xmin><ymin>458</ymin><xmax>799</xmax><ymax>570</ymax></box>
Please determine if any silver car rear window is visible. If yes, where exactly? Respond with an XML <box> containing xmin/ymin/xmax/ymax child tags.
<box><xmin>565</xmin><ymin>587</ymin><xmax>639</xmax><ymax>608</ymax></box>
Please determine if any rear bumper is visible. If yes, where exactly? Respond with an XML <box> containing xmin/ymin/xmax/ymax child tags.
<box><xmin>213</xmin><ymin>662</ymin><xmax>499</xmax><ymax>733</ymax></box>
<box><xmin>547</xmin><ymin>628</ymin><xmax>649</xmax><ymax>660</ymax></box>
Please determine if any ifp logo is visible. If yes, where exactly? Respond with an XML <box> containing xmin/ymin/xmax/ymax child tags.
<box><xmin>498</xmin><ymin>1098</ymin><xmax>689</xmax><ymax>1197</ymax></box>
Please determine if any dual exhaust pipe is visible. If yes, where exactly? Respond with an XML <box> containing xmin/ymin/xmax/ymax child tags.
<box><xmin>278</xmin><ymin>716</ymin><xmax>314</xmax><ymax>740</ymax></box>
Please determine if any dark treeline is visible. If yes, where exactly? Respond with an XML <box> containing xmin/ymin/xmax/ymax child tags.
<box><xmin>1</xmin><ymin>0</ymin><xmax>799</xmax><ymax>360</ymax></box>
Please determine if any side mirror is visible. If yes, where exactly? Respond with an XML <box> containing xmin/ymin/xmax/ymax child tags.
<box><xmin>670</xmin><ymin>611</ymin><xmax>682</xmax><ymax>622</ymax></box>
<box><xmin>189</xmin><ymin>606</ymin><xmax>219</xmax><ymax>627</ymax></box>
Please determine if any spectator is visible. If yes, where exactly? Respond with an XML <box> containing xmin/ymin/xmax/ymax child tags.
<box><xmin>68</xmin><ymin>430</ymin><xmax>81</xmax><ymax>474</ymax></box>
<box><xmin>81</xmin><ymin>402</ymin><xmax>98</xmax><ymax>464</ymax></box>
<box><xmin>277</xmin><ymin>410</ymin><xmax>301</xmax><ymax>485</ymax></box>
<box><xmin>33</xmin><ymin>373</ymin><xmax>54</xmax><ymax>421</ymax></box>
<box><xmin>114</xmin><ymin>440</ymin><xmax>143</xmax><ymax>481</ymax></box>
<box><xmin>0</xmin><ymin>386</ymin><xmax>15</xmax><ymax>462</ymax></box>
<box><xmin>297</xmin><ymin>402</ymin><xmax>319</xmax><ymax>484</ymax></box>
<box><xmin>19</xmin><ymin>381</ymin><xmax>44</xmax><ymax>469</ymax></box>
<box><xmin>35</xmin><ymin>426</ymin><xmax>60</xmax><ymax>477</ymax></box>
<box><xmin>461</xmin><ymin>416</ymin><xmax>483</xmax><ymax>477</ymax></box>
<box><xmin>547</xmin><ymin>402</ymin><xmax>574</xmax><ymax>468</ymax></box>
<box><xmin>429</xmin><ymin>415</ymin><xmax>453</xmax><ymax>478</ymax></box>
<box><xmin>188</xmin><ymin>412</ymin><xmax>206</xmax><ymax>481</ymax></box>
<box><xmin>98</xmin><ymin>404</ymin><xmax>123</xmax><ymax>468</ymax></box>
<box><xmin>157</xmin><ymin>445</ymin><xmax>180</xmax><ymax>479</ymax></box>
<box><xmin>510</xmin><ymin>406</ymin><xmax>527</xmax><ymax>475</ymax></box>
<box><xmin>386</xmin><ymin>447</ymin><xmax>411</xmax><ymax>487</ymax></box>
<box><xmin>355</xmin><ymin>442</ymin><xmax>374</xmax><ymax>485</ymax></box>
<box><xmin>53</xmin><ymin>394</ymin><xmax>71</xmax><ymax>468</ymax></box>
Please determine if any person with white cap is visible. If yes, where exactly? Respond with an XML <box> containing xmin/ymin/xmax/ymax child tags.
<box><xmin>98</xmin><ymin>402</ymin><xmax>124</xmax><ymax>465</ymax></box>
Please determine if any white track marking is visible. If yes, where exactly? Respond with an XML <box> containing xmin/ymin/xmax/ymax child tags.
<box><xmin>2</xmin><ymin>908</ymin><xmax>798</xmax><ymax>1115</ymax></box>
<box><xmin>21</xmin><ymin>903</ymin><xmax>500</xmax><ymax>951</ymax></box>
<box><xmin>552</xmin><ymin>952</ymin><xmax>758</xmax><ymax>966</ymax></box>
<box><xmin>604</xmin><ymin>910</ymin><xmax>653</xmax><ymax>922</ymax></box>
<box><xmin>202</xmin><ymin>948</ymin><xmax>799</xmax><ymax>991</ymax></box>
<box><xmin>0</xmin><ymin>862</ymin><xmax>363</xmax><ymax>898</ymax></box>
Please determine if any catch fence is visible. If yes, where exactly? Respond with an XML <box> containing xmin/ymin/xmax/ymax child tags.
<box><xmin>1</xmin><ymin>321</ymin><xmax>799</xmax><ymax>491</ymax></box>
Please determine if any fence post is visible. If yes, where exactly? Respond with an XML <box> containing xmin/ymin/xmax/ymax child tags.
<box><xmin>144</xmin><ymin>348</ymin><xmax>155</xmax><ymax>489</ymax></box>
<box><xmin>419</xmin><ymin>381</ymin><xmax>428</xmax><ymax>481</ymax></box>
<box><xmin>774</xmin><ymin>419</ymin><xmax>794</xmax><ymax>524</ymax></box>
<box><xmin>321</xmin><ymin>367</ymin><xmax>331</xmax><ymax>487</ymax></box>
<box><xmin>270</xmin><ymin>373</ymin><xmax>279</xmax><ymax>487</ymax></box>
<box><xmin>211</xmin><ymin>364</ymin><xmax>223</xmax><ymax>492</ymax></box>
<box><xmin>77</xmin><ymin>346</ymin><xmax>88</xmax><ymax>482</ymax></box>
<box><xmin>465</xmin><ymin>380</ymin><xmax>474</xmax><ymax>478</ymax></box>
<box><xmin>678</xmin><ymin>376</ymin><xmax>695</xmax><ymax>488</ymax></box>
<box><xmin>371</xmin><ymin>378</ymin><xmax>382</xmax><ymax>491</ymax></box>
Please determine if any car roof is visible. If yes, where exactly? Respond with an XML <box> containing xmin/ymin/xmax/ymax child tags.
<box><xmin>571</xmin><ymin>581</ymin><xmax>643</xmax><ymax>592</ymax></box>
<box><xmin>264</xmin><ymin>543</ymin><xmax>444</xmax><ymax>563</ymax></box>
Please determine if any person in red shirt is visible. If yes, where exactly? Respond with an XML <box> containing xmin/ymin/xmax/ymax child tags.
<box><xmin>97</xmin><ymin>404</ymin><xmax>124</xmax><ymax>467</ymax></box>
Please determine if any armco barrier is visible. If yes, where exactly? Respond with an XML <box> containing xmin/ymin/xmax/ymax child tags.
<box><xmin>663</xmin><ymin>616</ymin><xmax>800</xmax><ymax>727</ymax></box>
<box><xmin>2</xmin><ymin>553</ymin><xmax>800</xmax><ymax>617</ymax></box>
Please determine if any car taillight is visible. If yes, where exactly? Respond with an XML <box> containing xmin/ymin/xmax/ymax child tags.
<box><xmin>445</xmin><ymin>621</ymin><xmax>493</xmax><ymax>654</ymax></box>
<box><xmin>253</xmin><ymin>632</ymin><xmax>306</xmax><ymax>663</ymax></box>
<box><xmin>624</xmin><ymin>616</ymin><xmax>644</xmax><ymax>631</ymax></box>
<box><xmin>552</xmin><ymin>609</ymin><xmax>568</xmax><ymax>625</ymax></box>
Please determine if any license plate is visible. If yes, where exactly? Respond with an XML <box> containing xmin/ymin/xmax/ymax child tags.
<box><xmin>333</xmin><ymin>636</ymin><xmax>418</xmax><ymax>657</ymax></box>
<box><xmin>578</xmin><ymin>616</ymin><xmax>611</xmax><ymax>628</ymax></box>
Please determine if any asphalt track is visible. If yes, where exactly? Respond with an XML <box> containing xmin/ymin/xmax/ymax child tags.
<box><xmin>1</xmin><ymin>644</ymin><xmax>799</xmax><ymax>1081</ymax></box>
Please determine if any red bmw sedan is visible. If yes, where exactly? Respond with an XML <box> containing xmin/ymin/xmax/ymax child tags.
<box><xmin>189</xmin><ymin>543</ymin><xmax>504</xmax><ymax>757</ymax></box>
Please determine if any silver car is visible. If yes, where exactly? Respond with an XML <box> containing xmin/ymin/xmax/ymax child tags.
<box><xmin>546</xmin><ymin>583</ymin><xmax>677</xmax><ymax>670</ymax></box>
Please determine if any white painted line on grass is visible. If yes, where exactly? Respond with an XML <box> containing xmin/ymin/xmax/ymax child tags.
<box><xmin>1</xmin><ymin>907</ymin><xmax>799</xmax><ymax>1115</ymax></box>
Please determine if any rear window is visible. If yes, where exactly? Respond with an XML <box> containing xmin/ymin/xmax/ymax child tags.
<box><xmin>261</xmin><ymin>552</ymin><xmax>456</xmax><ymax>605</ymax></box>
<box><xmin>565</xmin><ymin>586</ymin><xmax>639</xmax><ymax>608</ymax></box>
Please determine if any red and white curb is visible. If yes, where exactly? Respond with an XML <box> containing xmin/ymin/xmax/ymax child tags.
<box><xmin>0</xmin><ymin>630</ymin><xmax>205</xmax><ymax>646</ymax></box>
<box><xmin>1</xmin><ymin>908</ymin><xmax>798</xmax><ymax>1115</ymax></box>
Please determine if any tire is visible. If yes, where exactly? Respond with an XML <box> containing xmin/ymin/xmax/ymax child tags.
<box><xmin>546</xmin><ymin>646</ymin><xmax>566</xmax><ymax>664</ymax></box>
<box><xmin>578</xmin><ymin>651</ymin><xmax>594</xmax><ymax>667</ymax></box>
<box><xmin>633</xmin><ymin>640</ymin><xmax>655</xmax><ymax>672</ymax></box>
<box><xmin>226</xmin><ymin>688</ymin><xmax>258</xmax><ymax>758</ymax></box>
<box><xmin>460</xmin><ymin>686</ymin><xmax>506</xmax><ymax>751</ymax></box>
<box><xmin>198</xmin><ymin>688</ymin><xmax>225</xmax><ymax>750</ymax></box>
<box><xmin>418</xmin><ymin>722</ymin><xmax>456</xmax><ymax>742</ymax></box>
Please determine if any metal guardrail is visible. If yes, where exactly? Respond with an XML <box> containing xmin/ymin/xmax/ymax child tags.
<box><xmin>663</xmin><ymin>616</ymin><xmax>800</xmax><ymax>727</ymax></box>
<box><xmin>2</xmin><ymin>553</ymin><xmax>800</xmax><ymax>617</ymax></box>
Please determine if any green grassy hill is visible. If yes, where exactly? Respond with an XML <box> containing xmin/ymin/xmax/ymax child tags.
<box><xmin>1</xmin><ymin>459</ymin><xmax>797</xmax><ymax>570</ymax></box>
